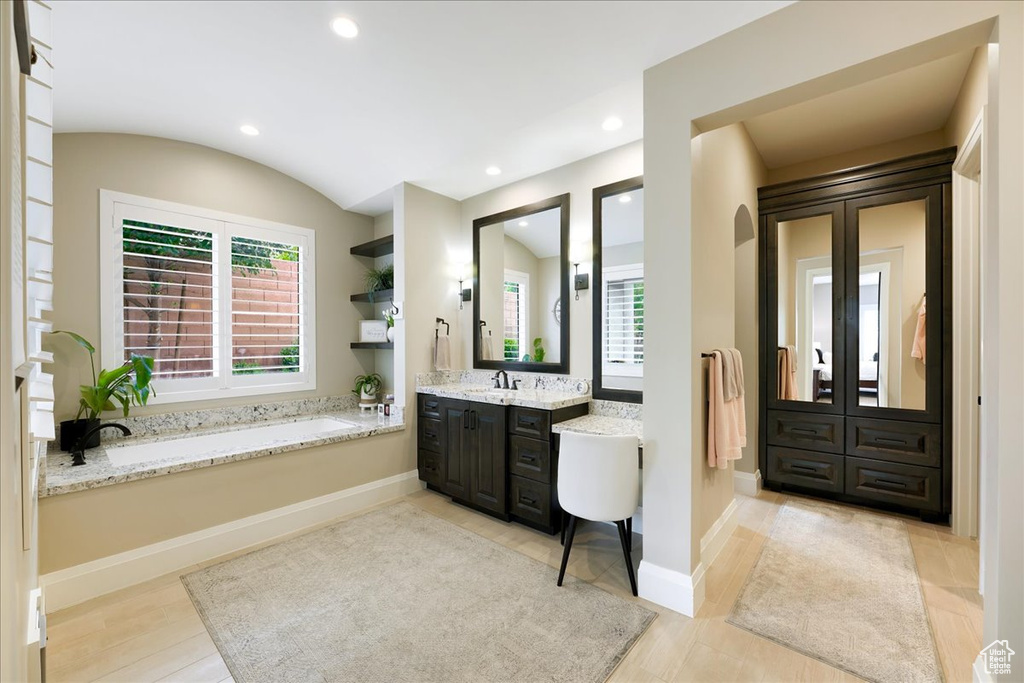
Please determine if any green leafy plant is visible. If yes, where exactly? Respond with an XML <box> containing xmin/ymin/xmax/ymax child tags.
<box><xmin>382</xmin><ymin>311</ymin><xmax>395</xmax><ymax>328</ymax></box>
<box><xmin>279</xmin><ymin>341</ymin><xmax>300</xmax><ymax>372</ymax></box>
<box><xmin>53</xmin><ymin>331</ymin><xmax>155</xmax><ymax>420</ymax></box>
<box><xmin>352</xmin><ymin>373</ymin><xmax>384</xmax><ymax>398</ymax></box>
<box><xmin>363</xmin><ymin>263</ymin><xmax>394</xmax><ymax>297</ymax></box>
<box><xmin>532</xmin><ymin>338</ymin><xmax>545</xmax><ymax>363</ymax></box>
<box><xmin>232</xmin><ymin>359</ymin><xmax>263</xmax><ymax>375</ymax></box>
<box><xmin>504</xmin><ymin>338</ymin><xmax>519</xmax><ymax>362</ymax></box>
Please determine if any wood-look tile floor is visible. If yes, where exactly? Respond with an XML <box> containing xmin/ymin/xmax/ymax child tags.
<box><xmin>45</xmin><ymin>489</ymin><xmax>982</xmax><ymax>682</ymax></box>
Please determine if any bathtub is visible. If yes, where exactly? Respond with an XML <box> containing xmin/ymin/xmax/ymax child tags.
<box><xmin>103</xmin><ymin>416</ymin><xmax>360</xmax><ymax>467</ymax></box>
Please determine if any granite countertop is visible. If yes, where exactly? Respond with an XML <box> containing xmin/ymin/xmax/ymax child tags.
<box><xmin>416</xmin><ymin>384</ymin><xmax>590</xmax><ymax>410</ymax></box>
<box><xmin>43</xmin><ymin>408</ymin><xmax>404</xmax><ymax>497</ymax></box>
<box><xmin>552</xmin><ymin>414</ymin><xmax>644</xmax><ymax>447</ymax></box>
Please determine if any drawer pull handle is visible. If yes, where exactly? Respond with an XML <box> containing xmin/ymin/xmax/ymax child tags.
<box><xmin>790</xmin><ymin>427</ymin><xmax>819</xmax><ymax>434</ymax></box>
<box><xmin>520</xmin><ymin>454</ymin><xmax>537</xmax><ymax>462</ymax></box>
<box><xmin>875</xmin><ymin>478</ymin><xmax>907</xmax><ymax>489</ymax></box>
<box><xmin>791</xmin><ymin>464</ymin><xmax>818</xmax><ymax>473</ymax></box>
<box><xmin>875</xmin><ymin>437</ymin><xmax>907</xmax><ymax>446</ymax></box>
<box><xmin>519</xmin><ymin>495</ymin><xmax>537</xmax><ymax>506</ymax></box>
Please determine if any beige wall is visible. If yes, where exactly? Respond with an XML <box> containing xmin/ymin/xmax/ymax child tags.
<box><xmin>459</xmin><ymin>141</ymin><xmax>643</xmax><ymax>376</ymax></box>
<box><xmin>644</xmin><ymin>2</ymin><xmax>1021</xmax><ymax>632</ymax></box>
<box><xmin>690</xmin><ymin>124</ymin><xmax>766</xmax><ymax>540</ymax></box>
<box><xmin>49</xmin><ymin>133</ymin><xmax>376</xmax><ymax>419</ymax></box>
<box><xmin>944</xmin><ymin>46</ymin><xmax>988</xmax><ymax>148</ymax></box>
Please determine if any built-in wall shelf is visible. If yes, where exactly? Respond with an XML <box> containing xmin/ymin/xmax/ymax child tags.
<box><xmin>350</xmin><ymin>342</ymin><xmax>394</xmax><ymax>350</ymax></box>
<box><xmin>350</xmin><ymin>235</ymin><xmax>394</xmax><ymax>259</ymax></box>
<box><xmin>350</xmin><ymin>288</ymin><xmax>394</xmax><ymax>303</ymax></box>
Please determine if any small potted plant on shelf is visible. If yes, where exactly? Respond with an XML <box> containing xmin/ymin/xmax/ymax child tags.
<box><xmin>383</xmin><ymin>310</ymin><xmax>395</xmax><ymax>342</ymax></box>
<box><xmin>364</xmin><ymin>263</ymin><xmax>394</xmax><ymax>302</ymax></box>
<box><xmin>353</xmin><ymin>373</ymin><xmax>384</xmax><ymax>410</ymax></box>
<box><xmin>52</xmin><ymin>331</ymin><xmax>156</xmax><ymax>452</ymax></box>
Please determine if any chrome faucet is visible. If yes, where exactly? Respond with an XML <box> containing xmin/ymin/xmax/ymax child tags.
<box><xmin>492</xmin><ymin>370</ymin><xmax>509</xmax><ymax>389</ymax></box>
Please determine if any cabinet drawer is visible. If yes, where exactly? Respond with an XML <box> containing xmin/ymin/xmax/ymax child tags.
<box><xmin>845</xmin><ymin>457</ymin><xmax>942</xmax><ymax>512</ymax></box>
<box><xmin>509</xmin><ymin>435</ymin><xmax>551</xmax><ymax>484</ymax></box>
<box><xmin>846</xmin><ymin>418</ymin><xmax>941</xmax><ymax>468</ymax></box>
<box><xmin>417</xmin><ymin>417</ymin><xmax>442</xmax><ymax>453</ymax></box>
<box><xmin>418</xmin><ymin>394</ymin><xmax>442</xmax><ymax>419</ymax></box>
<box><xmin>417</xmin><ymin>449</ymin><xmax>443</xmax><ymax>488</ymax></box>
<box><xmin>766</xmin><ymin>410</ymin><xmax>844</xmax><ymax>454</ymax></box>
<box><xmin>509</xmin><ymin>407</ymin><xmax>551</xmax><ymax>440</ymax></box>
<box><xmin>767</xmin><ymin>446</ymin><xmax>844</xmax><ymax>494</ymax></box>
<box><xmin>509</xmin><ymin>475</ymin><xmax>553</xmax><ymax>527</ymax></box>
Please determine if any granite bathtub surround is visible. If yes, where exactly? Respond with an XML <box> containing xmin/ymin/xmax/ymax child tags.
<box><xmin>43</xmin><ymin>398</ymin><xmax>404</xmax><ymax>497</ymax></box>
<box><xmin>416</xmin><ymin>371</ymin><xmax>591</xmax><ymax>410</ymax></box>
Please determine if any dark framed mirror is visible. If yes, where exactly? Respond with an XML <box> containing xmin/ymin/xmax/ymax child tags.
<box><xmin>473</xmin><ymin>193</ymin><xmax>570</xmax><ymax>374</ymax></box>
<box><xmin>592</xmin><ymin>176</ymin><xmax>643</xmax><ymax>403</ymax></box>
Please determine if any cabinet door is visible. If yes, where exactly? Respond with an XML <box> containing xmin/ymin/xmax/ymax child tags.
<box><xmin>467</xmin><ymin>403</ymin><xmax>507</xmax><ymax>514</ymax></box>
<box><xmin>441</xmin><ymin>400</ymin><xmax>470</xmax><ymax>500</ymax></box>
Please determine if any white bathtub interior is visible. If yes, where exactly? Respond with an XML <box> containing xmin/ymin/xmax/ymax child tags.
<box><xmin>103</xmin><ymin>417</ymin><xmax>360</xmax><ymax>467</ymax></box>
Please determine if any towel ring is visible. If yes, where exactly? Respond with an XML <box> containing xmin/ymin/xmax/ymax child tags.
<box><xmin>435</xmin><ymin>317</ymin><xmax>449</xmax><ymax>338</ymax></box>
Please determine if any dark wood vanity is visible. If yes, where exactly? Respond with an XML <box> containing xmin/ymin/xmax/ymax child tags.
<box><xmin>758</xmin><ymin>149</ymin><xmax>953</xmax><ymax>522</ymax></box>
<box><xmin>417</xmin><ymin>393</ymin><xmax>587</xmax><ymax>533</ymax></box>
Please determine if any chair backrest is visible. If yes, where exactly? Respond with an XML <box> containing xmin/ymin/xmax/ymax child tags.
<box><xmin>557</xmin><ymin>432</ymin><xmax>640</xmax><ymax>522</ymax></box>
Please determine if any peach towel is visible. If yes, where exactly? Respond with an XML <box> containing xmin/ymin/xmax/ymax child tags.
<box><xmin>708</xmin><ymin>349</ymin><xmax>747</xmax><ymax>469</ymax></box>
<box><xmin>911</xmin><ymin>296</ymin><xmax>926</xmax><ymax>364</ymax></box>
<box><xmin>777</xmin><ymin>346</ymin><xmax>799</xmax><ymax>400</ymax></box>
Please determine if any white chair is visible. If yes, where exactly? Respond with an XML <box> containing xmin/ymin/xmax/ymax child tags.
<box><xmin>556</xmin><ymin>432</ymin><xmax>640</xmax><ymax>596</ymax></box>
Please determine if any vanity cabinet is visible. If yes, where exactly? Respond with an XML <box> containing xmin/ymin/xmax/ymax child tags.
<box><xmin>416</xmin><ymin>394</ymin><xmax>586</xmax><ymax>533</ymax></box>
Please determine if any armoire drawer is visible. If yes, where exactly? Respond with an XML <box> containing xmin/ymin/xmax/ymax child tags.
<box><xmin>418</xmin><ymin>394</ymin><xmax>442</xmax><ymax>419</ymax></box>
<box><xmin>509</xmin><ymin>475</ymin><xmax>553</xmax><ymax>527</ymax></box>
<box><xmin>508</xmin><ymin>435</ymin><xmax>551</xmax><ymax>484</ymax></box>
<box><xmin>509</xmin><ymin>407</ymin><xmax>552</xmax><ymax>440</ymax></box>
<box><xmin>767</xmin><ymin>446</ymin><xmax>843</xmax><ymax>494</ymax></box>
<box><xmin>846</xmin><ymin>418</ymin><xmax>941</xmax><ymax>468</ymax></box>
<box><xmin>417</xmin><ymin>449</ymin><xmax>443</xmax><ymax>488</ymax></box>
<box><xmin>844</xmin><ymin>457</ymin><xmax>942</xmax><ymax>512</ymax></box>
<box><xmin>766</xmin><ymin>410</ymin><xmax>844</xmax><ymax>454</ymax></box>
<box><xmin>417</xmin><ymin>417</ymin><xmax>442</xmax><ymax>453</ymax></box>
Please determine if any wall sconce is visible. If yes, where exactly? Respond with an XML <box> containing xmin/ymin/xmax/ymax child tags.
<box><xmin>570</xmin><ymin>243</ymin><xmax>589</xmax><ymax>301</ymax></box>
<box><xmin>457</xmin><ymin>264</ymin><xmax>472</xmax><ymax>310</ymax></box>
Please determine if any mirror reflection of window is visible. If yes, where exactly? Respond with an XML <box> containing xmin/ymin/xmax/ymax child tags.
<box><xmin>600</xmin><ymin>187</ymin><xmax>644</xmax><ymax>392</ymax></box>
<box><xmin>776</xmin><ymin>213</ymin><xmax>832</xmax><ymax>403</ymax></box>
<box><xmin>502</xmin><ymin>272</ymin><xmax>528</xmax><ymax>361</ymax></box>
<box><xmin>858</xmin><ymin>199</ymin><xmax>927</xmax><ymax>410</ymax></box>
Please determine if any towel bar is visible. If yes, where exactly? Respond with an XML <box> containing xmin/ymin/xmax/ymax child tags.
<box><xmin>435</xmin><ymin>317</ymin><xmax>449</xmax><ymax>338</ymax></box>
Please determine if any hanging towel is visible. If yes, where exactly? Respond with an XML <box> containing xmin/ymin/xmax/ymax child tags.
<box><xmin>434</xmin><ymin>333</ymin><xmax>451</xmax><ymax>371</ymax></box>
<box><xmin>708</xmin><ymin>349</ymin><xmax>747</xmax><ymax>469</ymax></box>
<box><xmin>777</xmin><ymin>346</ymin><xmax>799</xmax><ymax>400</ymax></box>
<box><xmin>480</xmin><ymin>334</ymin><xmax>494</xmax><ymax>361</ymax></box>
<box><xmin>716</xmin><ymin>347</ymin><xmax>745</xmax><ymax>401</ymax></box>
<box><xmin>911</xmin><ymin>295</ymin><xmax>927</xmax><ymax>365</ymax></box>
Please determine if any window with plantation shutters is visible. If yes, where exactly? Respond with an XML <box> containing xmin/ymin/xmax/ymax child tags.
<box><xmin>503</xmin><ymin>269</ymin><xmax>529</xmax><ymax>362</ymax></box>
<box><xmin>101</xmin><ymin>191</ymin><xmax>316</xmax><ymax>402</ymax></box>
<box><xmin>603</xmin><ymin>264</ymin><xmax>644</xmax><ymax>377</ymax></box>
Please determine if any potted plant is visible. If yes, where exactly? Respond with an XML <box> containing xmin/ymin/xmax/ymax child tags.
<box><xmin>363</xmin><ymin>263</ymin><xmax>394</xmax><ymax>301</ymax></box>
<box><xmin>53</xmin><ymin>331</ymin><xmax>156</xmax><ymax>451</ymax></box>
<box><xmin>532</xmin><ymin>338</ymin><xmax>546</xmax><ymax>362</ymax></box>
<box><xmin>383</xmin><ymin>311</ymin><xmax>395</xmax><ymax>342</ymax></box>
<box><xmin>353</xmin><ymin>373</ymin><xmax>384</xmax><ymax>409</ymax></box>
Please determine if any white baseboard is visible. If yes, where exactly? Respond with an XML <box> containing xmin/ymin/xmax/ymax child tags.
<box><xmin>637</xmin><ymin>559</ymin><xmax>705</xmax><ymax>617</ymax></box>
<box><xmin>734</xmin><ymin>469</ymin><xmax>762</xmax><ymax>497</ymax></box>
<box><xmin>42</xmin><ymin>470</ymin><xmax>422</xmax><ymax>612</ymax></box>
<box><xmin>700</xmin><ymin>497</ymin><xmax>740</xmax><ymax>569</ymax></box>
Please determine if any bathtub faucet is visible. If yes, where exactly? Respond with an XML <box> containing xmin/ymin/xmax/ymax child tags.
<box><xmin>71</xmin><ymin>422</ymin><xmax>132</xmax><ymax>466</ymax></box>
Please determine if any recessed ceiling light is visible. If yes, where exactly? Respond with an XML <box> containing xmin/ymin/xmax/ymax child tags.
<box><xmin>240</xmin><ymin>124</ymin><xmax>260</xmax><ymax>136</ymax></box>
<box><xmin>602</xmin><ymin>116</ymin><xmax>623</xmax><ymax>132</ymax></box>
<box><xmin>619</xmin><ymin>195</ymin><xmax>632</xmax><ymax>204</ymax></box>
<box><xmin>485</xmin><ymin>166</ymin><xmax>502</xmax><ymax>176</ymax></box>
<box><xmin>518</xmin><ymin>221</ymin><xmax>529</xmax><ymax>227</ymax></box>
<box><xmin>331</xmin><ymin>16</ymin><xmax>359</xmax><ymax>38</ymax></box>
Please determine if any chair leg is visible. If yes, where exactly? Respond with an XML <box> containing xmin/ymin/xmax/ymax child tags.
<box><xmin>626</xmin><ymin>516</ymin><xmax>633</xmax><ymax>552</ymax></box>
<box><xmin>560</xmin><ymin>510</ymin><xmax>566</xmax><ymax>546</ymax></box>
<box><xmin>557</xmin><ymin>515</ymin><xmax>578</xmax><ymax>587</ymax></box>
<box><xmin>616</xmin><ymin>520</ymin><xmax>638</xmax><ymax>596</ymax></box>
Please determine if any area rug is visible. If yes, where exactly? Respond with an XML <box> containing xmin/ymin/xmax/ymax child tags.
<box><xmin>182</xmin><ymin>501</ymin><xmax>655</xmax><ymax>683</ymax></box>
<box><xmin>728</xmin><ymin>499</ymin><xmax>943</xmax><ymax>683</ymax></box>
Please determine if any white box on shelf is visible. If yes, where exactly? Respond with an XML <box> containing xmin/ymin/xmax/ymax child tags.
<box><xmin>359</xmin><ymin>320</ymin><xmax>388</xmax><ymax>343</ymax></box>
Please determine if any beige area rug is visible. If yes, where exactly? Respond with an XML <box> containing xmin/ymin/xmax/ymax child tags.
<box><xmin>728</xmin><ymin>499</ymin><xmax>943</xmax><ymax>683</ymax></box>
<box><xmin>182</xmin><ymin>501</ymin><xmax>655</xmax><ymax>683</ymax></box>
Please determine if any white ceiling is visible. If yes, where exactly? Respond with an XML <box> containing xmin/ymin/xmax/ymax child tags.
<box><xmin>501</xmin><ymin>207</ymin><xmax>561</xmax><ymax>259</ymax></box>
<box><xmin>602</xmin><ymin>187</ymin><xmax>644</xmax><ymax>247</ymax></box>
<box><xmin>52</xmin><ymin>1</ymin><xmax>792</xmax><ymax>215</ymax></box>
<box><xmin>743</xmin><ymin>50</ymin><xmax>975</xmax><ymax>169</ymax></box>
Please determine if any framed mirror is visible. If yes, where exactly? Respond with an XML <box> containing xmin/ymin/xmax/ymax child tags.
<box><xmin>592</xmin><ymin>177</ymin><xmax>644</xmax><ymax>403</ymax></box>
<box><xmin>473</xmin><ymin>193</ymin><xmax>570</xmax><ymax>373</ymax></box>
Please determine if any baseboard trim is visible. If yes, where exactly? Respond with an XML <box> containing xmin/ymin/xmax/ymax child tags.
<box><xmin>42</xmin><ymin>470</ymin><xmax>422</xmax><ymax>612</ymax></box>
<box><xmin>734</xmin><ymin>469</ymin><xmax>762</xmax><ymax>497</ymax></box>
<box><xmin>637</xmin><ymin>560</ymin><xmax>705</xmax><ymax>617</ymax></box>
<box><xmin>700</xmin><ymin>497</ymin><xmax>740</xmax><ymax>569</ymax></box>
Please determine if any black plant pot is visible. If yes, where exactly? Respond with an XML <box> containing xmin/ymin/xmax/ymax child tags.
<box><xmin>60</xmin><ymin>418</ymin><xmax>100</xmax><ymax>452</ymax></box>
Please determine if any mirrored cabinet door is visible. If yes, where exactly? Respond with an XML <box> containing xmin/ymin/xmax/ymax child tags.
<box><xmin>766</xmin><ymin>203</ymin><xmax>844</xmax><ymax>413</ymax></box>
<box><xmin>847</xmin><ymin>187</ymin><xmax>943</xmax><ymax>421</ymax></box>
